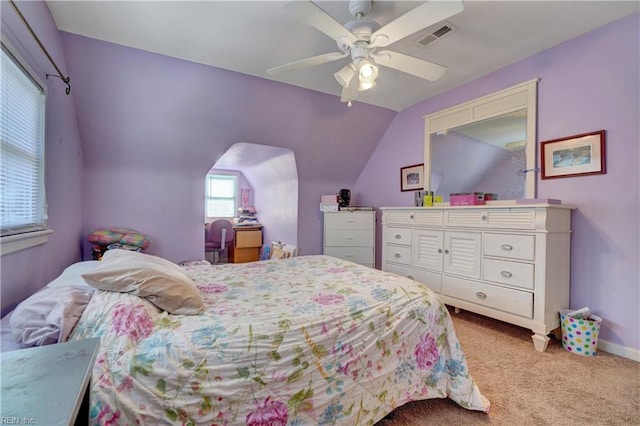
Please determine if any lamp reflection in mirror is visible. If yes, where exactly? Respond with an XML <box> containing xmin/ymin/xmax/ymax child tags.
<box><xmin>431</xmin><ymin>171</ymin><xmax>443</xmax><ymax>195</ymax></box>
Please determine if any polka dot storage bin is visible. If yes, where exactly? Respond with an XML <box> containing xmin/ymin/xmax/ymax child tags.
<box><xmin>559</xmin><ymin>310</ymin><xmax>603</xmax><ymax>356</ymax></box>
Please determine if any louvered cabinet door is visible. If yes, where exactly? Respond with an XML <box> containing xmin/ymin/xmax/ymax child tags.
<box><xmin>442</xmin><ymin>231</ymin><xmax>481</xmax><ymax>279</ymax></box>
<box><xmin>413</xmin><ymin>229</ymin><xmax>443</xmax><ymax>272</ymax></box>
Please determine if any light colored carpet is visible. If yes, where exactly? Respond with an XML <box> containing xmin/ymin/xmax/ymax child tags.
<box><xmin>378</xmin><ymin>308</ymin><xmax>640</xmax><ymax>425</ymax></box>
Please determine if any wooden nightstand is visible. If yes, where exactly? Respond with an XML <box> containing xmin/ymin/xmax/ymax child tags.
<box><xmin>0</xmin><ymin>338</ymin><xmax>100</xmax><ymax>425</ymax></box>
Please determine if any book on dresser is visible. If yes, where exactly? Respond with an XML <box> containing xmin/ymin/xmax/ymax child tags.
<box><xmin>380</xmin><ymin>204</ymin><xmax>574</xmax><ymax>352</ymax></box>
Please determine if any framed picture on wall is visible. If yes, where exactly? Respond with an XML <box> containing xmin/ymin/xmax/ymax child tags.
<box><xmin>400</xmin><ymin>163</ymin><xmax>424</xmax><ymax>191</ymax></box>
<box><xmin>540</xmin><ymin>130</ymin><xmax>606</xmax><ymax>179</ymax></box>
<box><xmin>240</xmin><ymin>188</ymin><xmax>251</xmax><ymax>208</ymax></box>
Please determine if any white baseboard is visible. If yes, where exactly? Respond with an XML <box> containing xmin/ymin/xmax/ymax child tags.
<box><xmin>598</xmin><ymin>339</ymin><xmax>640</xmax><ymax>362</ymax></box>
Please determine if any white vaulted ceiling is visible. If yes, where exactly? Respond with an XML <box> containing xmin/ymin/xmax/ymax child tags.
<box><xmin>47</xmin><ymin>1</ymin><xmax>639</xmax><ymax>111</ymax></box>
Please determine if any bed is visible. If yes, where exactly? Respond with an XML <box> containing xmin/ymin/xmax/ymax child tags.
<box><xmin>6</xmin><ymin>250</ymin><xmax>489</xmax><ymax>425</ymax></box>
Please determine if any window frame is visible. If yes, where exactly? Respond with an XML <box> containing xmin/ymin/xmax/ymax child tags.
<box><xmin>0</xmin><ymin>40</ymin><xmax>51</xmax><ymax>256</ymax></box>
<box><xmin>205</xmin><ymin>172</ymin><xmax>239</xmax><ymax>219</ymax></box>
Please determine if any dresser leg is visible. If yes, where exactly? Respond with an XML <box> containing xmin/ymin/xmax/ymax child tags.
<box><xmin>531</xmin><ymin>333</ymin><xmax>550</xmax><ymax>352</ymax></box>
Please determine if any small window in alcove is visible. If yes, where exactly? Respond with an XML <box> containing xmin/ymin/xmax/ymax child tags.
<box><xmin>205</xmin><ymin>173</ymin><xmax>238</xmax><ymax>218</ymax></box>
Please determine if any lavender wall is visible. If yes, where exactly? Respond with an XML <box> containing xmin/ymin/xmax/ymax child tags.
<box><xmin>355</xmin><ymin>14</ymin><xmax>640</xmax><ymax>352</ymax></box>
<box><xmin>0</xmin><ymin>1</ymin><xmax>84</xmax><ymax>314</ymax></box>
<box><xmin>59</xmin><ymin>32</ymin><xmax>396</xmax><ymax>262</ymax></box>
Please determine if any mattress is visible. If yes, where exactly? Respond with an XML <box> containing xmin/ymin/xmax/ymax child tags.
<box><xmin>67</xmin><ymin>254</ymin><xmax>489</xmax><ymax>424</ymax></box>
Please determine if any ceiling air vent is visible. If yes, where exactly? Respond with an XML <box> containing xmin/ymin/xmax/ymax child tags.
<box><xmin>414</xmin><ymin>23</ymin><xmax>457</xmax><ymax>48</ymax></box>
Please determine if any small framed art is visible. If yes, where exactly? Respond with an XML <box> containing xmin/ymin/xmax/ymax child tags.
<box><xmin>400</xmin><ymin>163</ymin><xmax>424</xmax><ymax>191</ymax></box>
<box><xmin>540</xmin><ymin>130</ymin><xmax>606</xmax><ymax>179</ymax></box>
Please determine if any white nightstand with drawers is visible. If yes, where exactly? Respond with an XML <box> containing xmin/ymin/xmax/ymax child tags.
<box><xmin>323</xmin><ymin>210</ymin><xmax>375</xmax><ymax>268</ymax></box>
<box><xmin>381</xmin><ymin>204</ymin><xmax>573</xmax><ymax>352</ymax></box>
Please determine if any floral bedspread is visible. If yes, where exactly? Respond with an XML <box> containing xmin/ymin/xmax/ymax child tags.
<box><xmin>70</xmin><ymin>255</ymin><xmax>489</xmax><ymax>425</ymax></box>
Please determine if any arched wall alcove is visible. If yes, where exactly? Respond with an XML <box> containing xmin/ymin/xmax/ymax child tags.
<box><xmin>207</xmin><ymin>143</ymin><xmax>299</xmax><ymax>254</ymax></box>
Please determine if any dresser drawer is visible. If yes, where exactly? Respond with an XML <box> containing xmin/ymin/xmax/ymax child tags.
<box><xmin>413</xmin><ymin>210</ymin><xmax>443</xmax><ymax>226</ymax></box>
<box><xmin>383</xmin><ymin>227</ymin><xmax>412</xmax><ymax>246</ymax></box>
<box><xmin>384</xmin><ymin>245</ymin><xmax>412</xmax><ymax>266</ymax></box>
<box><xmin>445</xmin><ymin>208</ymin><xmax>536</xmax><ymax>229</ymax></box>
<box><xmin>484</xmin><ymin>233</ymin><xmax>535</xmax><ymax>261</ymax></box>
<box><xmin>325</xmin><ymin>247</ymin><xmax>373</xmax><ymax>266</ymax></box>
<box><xmin>385</xmin><ymin>210</ymin><xmax>416</xmax><ymax>225</ymax></box>
<box><xmin>324</xmin><ymin>212</ymin><xmax>373</xmax><ymax>230</ymax></box>
<box><xmin>483</xmin><ymin>258</ymin><xmax>534</xmax><ymax>290</ymax></box>
<box><xmin>235</xmin><ymin>229</ymin><xmax>262</xmax><ymax>248</ymax></box>
<box><xmin>325</xmin><ymin>230</ymin><xmax>373</xmax><ymax>247</ymax></box>
<box><xmin>442</xmin><ymin>275</ymin><xmax>533</xmax><ymax>318</ymax></box>
<box><xmin>385</xmin><ymin>210</ymin><xmax>443</xmax><ymax>226</ymax></box>
<box><xmin>384</xmin><ymin>263</ymin><xmax>442</xmax><ymax>293</ymax></box>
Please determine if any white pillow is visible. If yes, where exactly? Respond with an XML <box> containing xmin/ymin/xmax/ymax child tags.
<box><xmin>10</xmin><ymin>286</ymin><xmax>94</xmax><ymax>347</ymax></box>
<box><xmin>81</xmin><ymin>249</ymin><xmax>204</xmax><ymax>315</ymax></box>
<box><xmin>46</xmin><ymin>260</ymin><xmax>100</xmax><ymax>289</ymax></box>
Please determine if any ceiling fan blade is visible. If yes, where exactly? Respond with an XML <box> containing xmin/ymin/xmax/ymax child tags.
<box><xmin>340</xmin><ymin>69</ymin><xmax>359</xmax><ymax>103</ymax></box>
<box><xmin>285</xmin><ymin>1</ymin><xmax>356</xmax><ymax>46</ymax></box>
<box><xmin>370</xmin><ymin>0</ymin><xmax>464</xmax><ymax>48</ymax></box>
<box><xmin>267</xmin><ymin>52</ymin><xmax>348</xmax><ymax>76</ymax></box>
<box><xmin>371</xmin><ymin>50</ymin><xmax>447</xmax><ymax>81</ymax></box>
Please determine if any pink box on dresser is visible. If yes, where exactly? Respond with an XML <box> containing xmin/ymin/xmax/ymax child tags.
<box><xmin>321</xmin><ymin>195</ymin><xmax>338</xmax><ymax>204</ymax></box>
<box><xmin>450</xmin><ymin>192</ymin><xmax>485</xmax><ymax>206</ymax></box>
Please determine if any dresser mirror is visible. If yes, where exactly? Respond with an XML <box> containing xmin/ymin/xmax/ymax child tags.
<box><xmin>424</xmin><ymin>79</ymin><xmax>538</xmax><ymax>201</ymax></box>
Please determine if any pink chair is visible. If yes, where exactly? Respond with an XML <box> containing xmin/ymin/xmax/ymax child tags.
<box><xmin>205</xmin><ymin>220</ymin><xmax>234</xmax><ymax>263</ymax></box>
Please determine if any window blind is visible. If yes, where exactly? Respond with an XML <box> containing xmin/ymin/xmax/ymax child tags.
<box><xmin>1</xmin><ymin>44</ymin><xmax>47</xmax><ymax>236</ymax></box>
<box><xmin>206</xmin><ymin>174</ymin><xmax>237</xmax><ymax>218</ymax></box>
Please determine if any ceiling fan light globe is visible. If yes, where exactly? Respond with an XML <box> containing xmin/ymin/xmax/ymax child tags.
<box><xmin>359</xmin><ymin>80</ymin><xmax>376</xmax><ymax>91</ymax></box>
<box><xmin>334</xmin><ymin>63</ymin><xmax>356</xmax><ymax>87</ymax></box>
<box><xmin>358</xmin><ymin>60</ymin><xmax>379</xmax><ymax>90</ymax></box>
<box><xmin>359</xmin><ymin>63</ymin><xmax>376</xmax><ymax>79</ymax></box>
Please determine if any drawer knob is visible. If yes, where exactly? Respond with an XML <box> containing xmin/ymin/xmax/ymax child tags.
<box><xmin>475</xmin><ymin>292</ymin><xmax>487</xmax><ymax>300</ymax></box>
<box><xmin>395</xmin><ymin>234</ymin><xmax>402</xmax><ymax>239</ymax></box>
<box><xmin>394</xmin><ymin>253</ymin><xmax>402</xmax><ymax>258</ymax></box>
<box><xmin>444</xmin><ymin>249</ymin><xmax>450</xmax><ymax>254</ymax></box>
<box><xmin>481</xmin><ymin>215</ymin><xmax>488</xmax><ymax>221</ymax></box>
<box><xmin>437</xmin><ymin>248</ymin><xmax>443</xmax><ymax>254</ymax></box>
<box><xmin>501</xmin><ymin>244</ymin><xmax>514</xmax><ymax>251</ymax></box>
<box><xmin>407</xmin><ymin>275</ymin><xmax>414</xmax><ymax>280</ymax></box>
<box><xmin>500</xmin><ymin>271</ymin><xmax>513</xmax><ymax>278</ymax></box>
<box><xmin>410</xmin><ymin>214</ymin><xmax>414</xmax><ymax>219</ymax></box>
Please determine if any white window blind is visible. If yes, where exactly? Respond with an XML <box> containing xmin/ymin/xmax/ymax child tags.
<box><xmin>1</xmin><ymin>44</ymin><xmax>47</xmax><ymax>237</ymax></box>
<box><xmin>205</xmin><ymin>174</ymin><xmax>237</xmax><ymax>218</ymax></box>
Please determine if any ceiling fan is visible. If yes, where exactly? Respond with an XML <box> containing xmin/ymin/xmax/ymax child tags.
<box><xmin>267</xmin><ymin>0</ymin><xmax>464</xmax><ymax>105</ymax></box>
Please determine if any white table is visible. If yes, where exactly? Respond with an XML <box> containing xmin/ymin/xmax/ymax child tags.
<box><xmin>0</xmin><ymin>338</ymin><xmax>100</xmax><ymax>425</ymax></box>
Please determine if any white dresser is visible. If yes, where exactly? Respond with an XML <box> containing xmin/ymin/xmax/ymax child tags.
<box><xmin>323</xmin><ymin>210</ymin><xmax>375</xmax><ymax>268</ymax></box>
<box><xmin>381</xmin><ymin>204</ymin><xmax>573</xmax><ymax>352</ymax></box>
